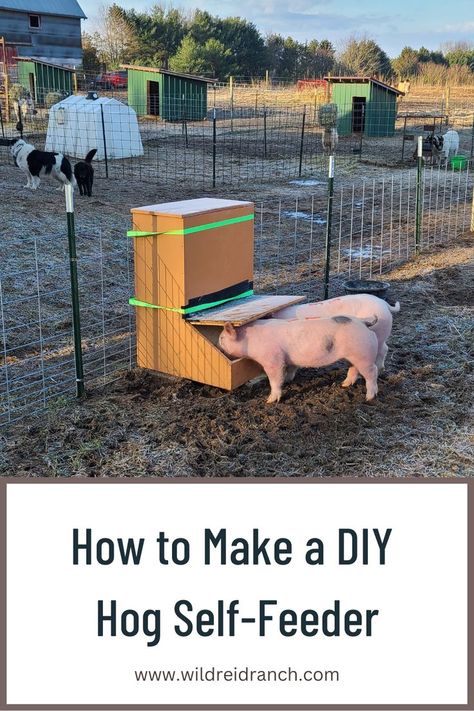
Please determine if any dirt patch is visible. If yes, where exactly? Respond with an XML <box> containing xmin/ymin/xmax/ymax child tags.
<box><xmin>2</xmin><ymin>236</ymin><xmax>473</xmax><ymax>479</ymax></box>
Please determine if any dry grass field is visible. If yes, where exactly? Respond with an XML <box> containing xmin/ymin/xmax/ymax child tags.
<box><xmin>213</xmin><ymin>81</ymin><xmax>474</xmax><ymax>113</ymax></box>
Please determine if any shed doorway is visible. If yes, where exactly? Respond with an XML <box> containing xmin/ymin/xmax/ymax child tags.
<box><xmin>28</xmin><ymin>72</ymin><xmax>36</xmax><ymax>102</ymax></box>
<box><xmin>352</xmin><ymin>96</ymin><xmax>366</xmax><ymax>133</ymax></box>
<box><xmin>147</xmin><ymin>81</ymin><xmax>159</xmax><ymax>116</ymax></box>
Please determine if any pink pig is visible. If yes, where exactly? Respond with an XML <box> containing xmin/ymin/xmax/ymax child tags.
<box><xmin>273</xmin><ymin>294</ymin><xmax>400</xmax><ymax>371</ymax></box>
<box><xmin>218</xmin><ymin>316</ymin><xmax>379</xmax><ymax>403</ymax></box>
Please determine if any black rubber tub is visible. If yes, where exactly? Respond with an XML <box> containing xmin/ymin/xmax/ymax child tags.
<box><xmin>343</xmin><ymin>279</ymin><xmax>390</xmax><ymax>299</ymax></box>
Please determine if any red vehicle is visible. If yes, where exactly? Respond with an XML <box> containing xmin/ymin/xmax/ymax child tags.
<box><xmin>94</xmin><ymin>71</ymin><xmax>128</xmax><ymax>90</ymax></box>
<box><xmin>297</xmin><ymin>79</ymin><xmax>328</xmax><ymax>91</ymax></box>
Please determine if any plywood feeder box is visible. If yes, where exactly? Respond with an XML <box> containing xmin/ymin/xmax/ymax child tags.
<box><xmin>129</xmin><ymin>198</ymin><xmax>304</xmax><ymax>390</ymax></box>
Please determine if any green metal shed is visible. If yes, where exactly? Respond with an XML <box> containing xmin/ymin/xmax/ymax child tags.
<box><xmin>16</xmin><ymin>58</ymin><xmax>76</xmax><ymax>107</ymax></box>
<box><xmin>122</xmin><ymin>65</ymin><xmax>217</xmax><ymax>121</ymax></box>
<box><xmin>324</xmin><ymin>77</ymin><xmax>404</xmax><ymax>137</ymax></box>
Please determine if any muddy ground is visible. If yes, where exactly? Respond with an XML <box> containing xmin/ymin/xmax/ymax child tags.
<box><xmin>1</xmin><ymin>234</ymin><xmax>472</xmax><ymax>479</ymax></box>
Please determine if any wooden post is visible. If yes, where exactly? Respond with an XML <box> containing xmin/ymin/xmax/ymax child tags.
<box><xmin>265</xmin><ymin>69</ymin><xmax>269</xmax><ymax>87</ymax></box>
<box><xmin>326</xmin><ymin>73</ymin><xmax>331</xmax><ymax>104</ymax></box>
<box><xmin>445</xmin><ymin>86</ymin><xmax>450</xmax><ymax>116</ymax></box>
<box><xmin>4</xmin><ymin>69</ymin><xmax>9</xmax><ymax>123</ymax></box>
<box><xmin>73</xmin><ymin>71</ymin><xmax>78</xmax><ymax>94</ymax></box>
<box><xmin>0</xmin><ymin>38</ymin><xmax>10</xmax><ymax>122</ymax></box>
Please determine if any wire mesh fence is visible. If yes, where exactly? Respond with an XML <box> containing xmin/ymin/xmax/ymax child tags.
<box><xmin>253</xmin><ymin>163</ymin><xmax>473</xmax><ymax>297</ymax></box>
<box><xmin>0</xmin><ymin>162</ymin><xmax>472</xmax><ymax>427</ymax></box>
<box><xmin>2</xmin><ymin>89</ymin><xmax>474</xmax><ymax>187</ymax></box>
<box><xmin>0</xmin><ymin>229</ymin><xmax>135</xmax><ymax>426</ymax></box>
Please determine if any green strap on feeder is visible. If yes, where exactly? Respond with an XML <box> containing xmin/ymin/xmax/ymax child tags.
<box><xmin>129</xmin><ymin>289</ymin><xmax>254</xmax><ymax>316</ymax></box>
<box><xmin>127</xmin><ymin>213</ymin><xmax>254</xmax><ymax>239</ymax></box>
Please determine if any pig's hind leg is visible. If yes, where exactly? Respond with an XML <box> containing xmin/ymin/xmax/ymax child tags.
<box><xmin>264</xmin><ymin>358</ymin><xmax>286</xmax><ymax>404</ymax></box>
<box><xmin>376</xmin><ymin>342</ymin><xmax>389</xmax><ymax>371</ymax></box>
<box><xmin>358</xmin><ymin>363</ymin><xmax>378</xmax><ymax>401</ymax></box>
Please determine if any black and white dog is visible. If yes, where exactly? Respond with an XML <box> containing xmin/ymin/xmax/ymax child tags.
<box><xmin>10</xmin><ymin>138</ymin><xmax>76</xmax><ymax>190</ymax></box>
<box><xmin>74</xmin><ymin>149</ymin><xmax>97</xmax><ymax>196</ymax></box>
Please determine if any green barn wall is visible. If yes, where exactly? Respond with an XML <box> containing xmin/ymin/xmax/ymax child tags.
<box><xmin>17</xmin><ymin>61</ymin><xmax>35</xmax><ymax>97</ymax></box>
<box><xmin>127</xmin><ymin>68</ymin><xmax>163</xmax><ymax>117</ymax></box>
<box><xmin>331</xmin><ymin>83</ymin><xmax>370</xmax><ymax>136</ymax></box>
<box><xmin>367</xmin><ymin>84</ymin><xmax>397</xmax><ymax>137</ymax></box>
<box><xmin>17</xmin><ymin>61</ymin><xmax>73</xmax><ymax>106</ymax></box>
<box><xmin>162</xmin><ymin>74</ymin><xmax>207</xmax><ymax>121</ymax></box>
<box><xmin>127</xmin><ymin>69</ymin><xmax>208</xmax><ymax>121</ymax></box>
<box><xmin>331</xmin><ymin>81</ymin><xmax>398</xmax><ymax>137</ymax></box>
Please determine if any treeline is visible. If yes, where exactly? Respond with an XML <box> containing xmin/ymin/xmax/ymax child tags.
<box><xmin>81</xmin><ymin>4</ymin><xmax>474</xmax><ymax>84</ymax></box>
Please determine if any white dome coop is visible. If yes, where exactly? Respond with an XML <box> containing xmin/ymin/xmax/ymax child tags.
<box><xmin>45</xmin><ymin>94</ymin><xmax>144</xmax><ymax>160</ymax></box>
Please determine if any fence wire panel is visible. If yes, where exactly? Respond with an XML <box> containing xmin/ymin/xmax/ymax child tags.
<box><xmin>0</xmin><ymin>164</ymin><xmax>472</xmax><ymax>428</ymax></box>
<box><xmin>329</xmin><ymin>165</ymin><xmax>472</xmax><ymax>283</ymax></box>
<box><xmin>253</xmin><ymin>165</ymin><xmax>473</xmax><ymax>300</ymax></box>
<box><xmin>3</xmin><ymin>89</ymin><xmax>473</xmax><ymax>187</ymax></box>
<box><xmin>0</xmin><ymin>230</ymin><xmax>135</xmax><ymax>426</ymax></box>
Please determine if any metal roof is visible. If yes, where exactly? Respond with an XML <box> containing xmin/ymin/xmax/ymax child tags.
<box><xmin>324</xmin><ymin>76</ymin><xmax>404</xmax><ymax>96</ymax></box>
<box><xmin>15</xmin><ymin>56</ymin><xmax>76</xmax><ymax>71</ymax></box>
<box><xmin>0</xmin><ymin>0</ymin><xmax>86</xmax><ymax>18</ymax></box>
<box><xmin>121</xmin><ymin>64</ymin><xmax>217</xmax><ymax>84</ymax></box>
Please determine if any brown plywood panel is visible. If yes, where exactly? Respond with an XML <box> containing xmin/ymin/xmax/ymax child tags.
<box><xmin>183</xmin><ymin>223</ymin><xmax>253</xmax><ymax>305</ymax></box>
<box><xmin>188</xmin><ymin>295</ymin><xmax>306</xmax><ymax>326</ymax></box>
<box><xmin>131</xmin><ymin>198</ymin><xmax>274</xmax><ymax>390</ymax></box>
<box><xmin>231</xmin><ymin>358</ymin><xmax>263</xmax><ymax>389</ymax></box>
<box><xmin>131</xmin><ymin>202</ymin><xmax>254</xmax><ymax>311</ymax></box>
<box><xmin>135</xmin><ymin>305</ymin><xmax>261</xmax><ymax>390</ymax></box>
<box><xmin>132</xmin><ymin>213</ymin><xmax>186</xmax><ymax>310</ymax></box>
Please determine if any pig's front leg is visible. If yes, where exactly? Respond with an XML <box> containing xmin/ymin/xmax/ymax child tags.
<box><xmin>284</xmin><ymin>365</ymin><xmax>298</xmax><ymax>383</ymax></box>
<box><xmin>342</xmin><ymin>365</ymin><xmax>360</xmax><ymax>388</ymax></box>
<box><xmin>263</xmin><ymin>358</ymin><xmax>286</xmax><ymax>404</ymax></box>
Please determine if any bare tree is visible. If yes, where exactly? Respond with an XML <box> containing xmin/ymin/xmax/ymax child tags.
<box><xmin>89</xmin><ymin>4</ymin><xmax>139</xmax><ymax>68</ymax></box>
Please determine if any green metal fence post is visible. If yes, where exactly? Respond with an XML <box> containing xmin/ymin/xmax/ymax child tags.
<box><xmin>212</xmin><ymin>108</ymin><xmax>217</xmax><ymax>188</ymax></box>
<box><xmin>470</xmin><ymin>114</ymin><xmax>474</xmax><ymax>159</ymax></box>
<box><xmin>100</xmin><ymin>103</ymin><xmax>109</xmax><ymax>178</ymax></box>
<box><xmin>298</xmin><ymin>105</ymin><xmax>306</xmax><ymax>177</ymax></box>
<box><xmin>263</xmin><ymin>108</ymin><xmax>267</xmax><ymax>158</ymax></box>
<box><xmin>65</xmin><ymin>184</ymin><xmax>85</xmax><ymax>397</ymax></box>
<box><xmin>415</xmin><ymin>135</ymin><xmax>423</xmax><ymax>254</ymax></box>
<box><xmin>323</xmin><ymin>155</ymin><xmax>335</xmax><ymax>300</ymax></box>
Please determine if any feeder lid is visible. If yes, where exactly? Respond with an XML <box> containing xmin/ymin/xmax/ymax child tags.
<box><xmin>131</xmin><ymin>197</ymin><xmax>253</xmax><ymax>217</ymax></box>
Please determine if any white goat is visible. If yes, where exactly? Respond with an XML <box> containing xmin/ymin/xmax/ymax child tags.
<box><xmin>322</xmin><ymin>127</ymin><xmax>338</xmax><ymax>155</ymax></box>
<box><xmin>439</xmin><ymin>130</ymin><xmax>460</xmax><ymax>163</ymax></box>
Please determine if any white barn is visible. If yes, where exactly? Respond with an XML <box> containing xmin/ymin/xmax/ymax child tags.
<box><xmin>45</xmin><ymin>94</ymin><xmax>143</xmax><ymax>159</ymax></box>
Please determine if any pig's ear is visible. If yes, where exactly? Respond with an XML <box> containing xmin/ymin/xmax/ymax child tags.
<box><xmin>224</xmin><ymin>322</ymin><xmax>236</xmax><ymax>339</ymax></box>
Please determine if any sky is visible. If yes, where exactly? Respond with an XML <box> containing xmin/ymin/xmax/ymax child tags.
<box><xmin>80</xmin><ymin>0</ymin><xmax>474</xmax><ymax>57</ymax></box>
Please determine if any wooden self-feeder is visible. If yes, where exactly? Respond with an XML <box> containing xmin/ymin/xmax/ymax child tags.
<box><xmin>129</xmin><ymin>198</ymin><xmax>304</xmax><ymax>390</ymax></box>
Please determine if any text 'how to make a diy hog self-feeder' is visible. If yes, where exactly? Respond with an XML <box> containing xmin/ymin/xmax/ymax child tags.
<box><xmin>129</xmin><ymin>198</ymin><xmax>304</xmax><ymax>389</ymax></box>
